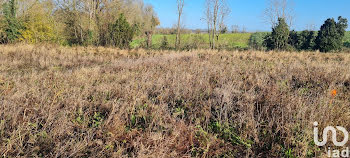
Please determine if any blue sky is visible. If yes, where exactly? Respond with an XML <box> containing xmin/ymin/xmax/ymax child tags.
<box><xmin>144</xmin><ymin>0</ymin><xmax>350</xmax><ymax>32</ymax></box>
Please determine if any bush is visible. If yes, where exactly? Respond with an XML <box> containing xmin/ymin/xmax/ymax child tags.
<box><xmin>160</xmin><ymin>35</ymin><xmax>169</xmax><ymax>50</ymax></box>
<box><xmin>249</xmin><ymin>32</ymin><xmax>270</xmax><ymax>50</ymax></box>
<box><xmin>190</xmin><ymin>34</ymin><xmax>206</xmax><ymax>49</ymax></box>
<box><xmin>345</xmin><ymin>41</ymin><xmax>350</xmax><ymax>48</ymax></box>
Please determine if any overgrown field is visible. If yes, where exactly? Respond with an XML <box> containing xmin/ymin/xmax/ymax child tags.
<box><xmin>1</xmin><ymin>45</ymin><xmax>350</xmax><ymax>157</ymax></box>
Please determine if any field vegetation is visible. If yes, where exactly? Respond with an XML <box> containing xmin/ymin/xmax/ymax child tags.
<box><xmin>1</xmin><ymin>0</ymin><xmax>350</xmax><ymax>157</ymax></box>
<box><xmin>1</xmin><ymin>45</ymin><xmax>350</xmax><ymax>157</ymax></box>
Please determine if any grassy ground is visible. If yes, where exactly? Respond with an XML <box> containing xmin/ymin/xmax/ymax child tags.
<box><xmin>344</xmin><ymin>31</ymin><xmax>350</xmax><ymax>47</ymax></box>
<box><xmin>344</xmin><ymin>31</ymin><xmax>350</xmax><ymax>41</ymax></box>
<box><xmin>131</xmin><ymin>33</ymin><xmax>252</xmax><ymax>49</ymax></box>
<box><xmin>1</xmin><ymin>45</ymin><xmax>350</xmax><ymax>157</ymax></box>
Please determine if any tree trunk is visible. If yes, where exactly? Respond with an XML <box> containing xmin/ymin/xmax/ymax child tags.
<box><xmin>146</xmin><ymin>31</ymin><xmax>152</xmax><ymax>48</ymax></box>
<box><xmin>176</xmin><ymin>14</ymin><xmax>181</xmax><ymax>50</ymax></box>
<box><xmin>212</xmin><ymin>26</ymin><xmax>216</xmax><ymax>49</ymax></box>
<box><xmin>208</xmin><ymin>22</ymin><xmax>212</xmax><ymax>48</ymax></box>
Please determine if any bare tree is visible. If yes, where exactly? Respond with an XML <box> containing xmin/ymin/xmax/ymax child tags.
<box><xmin>175</xmin><ymin>0</ymin><xmax>184</xmax><ymax>50</ymax></box>
<box><xmin>263</xmin><ymin>0</ymin><xmax>294</xmax><ymax>28</ymax></box>
<box><xmin>202</xmin><ymin>0</ymin><xmax>213</xmax><ymax>48</ymax></box>
<box><xmin>203</xmin><ymin>0</ymin><xmax>230</xmax><ymax>49</ymax></box>
<box><xmin>241</xmin><ymin>25</ymin><xmax>246</xmax><ymax>33</ymax></box>
<box><xmin>143</xmin><ymin>5</ymin><xmax>160</xmax><ymax>48</ymax></box>
<box><xmin>305</xmin><ymin>23</ymin><xmax>316</xmax><ymax>31</ymax></box>
<box><xmin>231</xmin><ymin>25</ymin><xmax>239</xmax><ymax>33</ymax></box>
<box><xmin>217</xmin><ymin>1</ymin><xmax>230</xmax><ymax>40</ymax></box>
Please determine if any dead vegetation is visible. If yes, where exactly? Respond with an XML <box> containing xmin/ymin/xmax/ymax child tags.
<box><xmin>0</xmin><ymin>44</ymin><xmax>350</xmax><ymax>157</ymax></box>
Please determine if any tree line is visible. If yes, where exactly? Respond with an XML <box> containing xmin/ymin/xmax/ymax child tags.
<box><xmin>0</xmin><ymin>0</ymin><xmax>159</xmax><ymax>48</ymax></box>
<box><xmin>264</xmin><ymin>17</ymin><xmax>348</xmax><ymax>52</ymax></box>
<box><xmin>0</xmin><ymin>0</ymin><xmax>348</xmax><ymax>52</ymax></box>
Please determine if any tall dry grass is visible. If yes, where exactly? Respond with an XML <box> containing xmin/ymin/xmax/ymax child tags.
<box><xmin>0</xmin><ymin>44</ymin><xmax>350</xmax><ymax>157</ymax></box>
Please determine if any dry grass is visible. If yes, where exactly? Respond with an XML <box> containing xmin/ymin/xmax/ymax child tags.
<box><xmin>0</xmin><ymin>44</ymin><xmax>350</xmax><ymax>157</ymax></box>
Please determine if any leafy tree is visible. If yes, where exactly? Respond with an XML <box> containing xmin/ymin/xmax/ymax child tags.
<box><xmin>288</xmin><ymin>30</ymin><xmax>300</xmax><ymax>49</ymax></box>
<box><xmin>109</xmin><ymin>14</ymin><xmax>138</xmax><ymax>49</ymax></box>
<box><xmin>1</xmin><ymin>0</ymin><xmax>22</xmax><ymax>43</ymax></box>
<box><xmin>299</xmin><ymin>30</ymin><xmax>316</xmax><ymax>50</ymax></box>
<box><xmin>288</xmin><ymin>30</ymin><xmax>317</xmax><ymax>51</ymax></box>
<box><xmin>19</xmin><ymin>3</ymin><xmax>57</xmax><ymax>44</ymax></box>
<box><xmin>264</xmin><ymin>18</ymin><xmax>290</xmax><ymax>50</ymax></box>
<box><xmin>316</xmin><ymin>16</ymin><xmax>348</xmax><ymax>52</ymax></box>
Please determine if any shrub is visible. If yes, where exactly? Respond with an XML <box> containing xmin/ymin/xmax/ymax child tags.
<box><xmin>345</xmin><ymin>41</ymin><xmax>350</xmax><ymax>48</ymax></box>
<box><xmin>249</xmin><ymin>32</ymin><xmax>270</xmax><ymax>50</ymax></box>
<box><xmin>190</xmin><ymin>34</ymin><xmax>206</xmax><ymax>49</ymax></box>
<box><xmin>160</xmin><ymin>35</ymin><xmax>169</xmax><ymax>50</ymax></box>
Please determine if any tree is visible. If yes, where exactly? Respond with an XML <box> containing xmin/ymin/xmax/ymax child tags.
<box><xmin>19</xmin><ymin>1</ymin><xmax>57</xmax><ymax>43</ymax></box>
<box><xmin>263</xmin><ymin>0</ymin><xmax>294</xmax><ymax>28</ymax></box>
<box><xmin>264</xmin><ymin>18</ymin><xmax>290</xmax><ymax>50</ymax></box>
<box><xmin>231</xmin><ymin>25</ymin><xmax>239</xmax><ymax>33</ymax></box>
<box><xmin>175</xmin><ymin>0</ymin><xmax>184</xmax><ymax>50</ymax></box>
<box><xmin>1</xmin><ymin>0</ymin><xmax>22</xmax><ymax>43</ymax></box>
<box><xmin>109</xmin><ymin>14</ymin><xmax>137</xmax><ymax>49</ymax></box>
<box><xmin>203</xmin><ymin>0</ymin><xmax>213</xmax><ymax>48</ymax></box>
<box><xmin>316</xmin><ymin>16</ymin><xmax>348</xmax><ymax>52</ymax></box>
<box><xmin>143</xmin><ymin>5</ymin><xmax>160</xmax><ymax>48</ymax></box>
<box><xmin>203</xmin><ymin>0</ymin><xmax>230</xmax><ymax>49</ymax></box>
<box><xmin>0</xmin><ymin>0</ymin><xmax>158</xmax><ymax>47</ymax></box>
<box><xmin>53</xmin><ymin>0</ymin><xmax>158</xmax><ymax>47</ymax></box>
<box><xmin>299</xmin><ymin>30</ymin><xmax>316</xmax><ymax>50</ymax></box>
<box><xmin>288</xmin><ymin>30</ymin><xmax>299</xmax><ymax>49</ymax></box>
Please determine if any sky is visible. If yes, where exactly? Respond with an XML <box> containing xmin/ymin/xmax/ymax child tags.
<box><xmin>143</xmin><ymin>0</ymin><xmax>350</xmax><ymax>32</ymax></box>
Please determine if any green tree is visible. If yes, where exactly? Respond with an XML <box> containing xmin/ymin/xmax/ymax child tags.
<box><xmin>299</xmin><ymin>30</ymin><xmax>316</xmax><ymax>50</ymax></box>
<box><xmin>288</xmin><ymin>30</ymin><xmax>317</xmax><ymax>51</ymax></box>
<box><xmin>316</xmin><ymin>16</ymin><xmax>348</xmax><ymax>52</ymax></box>
<box><xmin>288</xmin><ymin>30</ymin><xmax>300</xmax><ymax>49</ymax></box>
<box><xmin>1</xmin><ymin>0</ymin><xmax>22</xmax><ymax>43</ymax></box>
<box><xmin>264</xmin><ymin>18</ymin><xmax>290</xmax><ymax>50</ymax></box>
<box><xmin>109</xmin><ymin>14</ymin><xmax>138</xmax><ymax>49</ymax></box>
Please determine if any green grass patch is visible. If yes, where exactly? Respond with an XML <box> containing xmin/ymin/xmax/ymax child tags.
<box><xmin>131</xmin><ymin>33</ymin><xmax>252</xmax><ymax>49</ymax></box>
